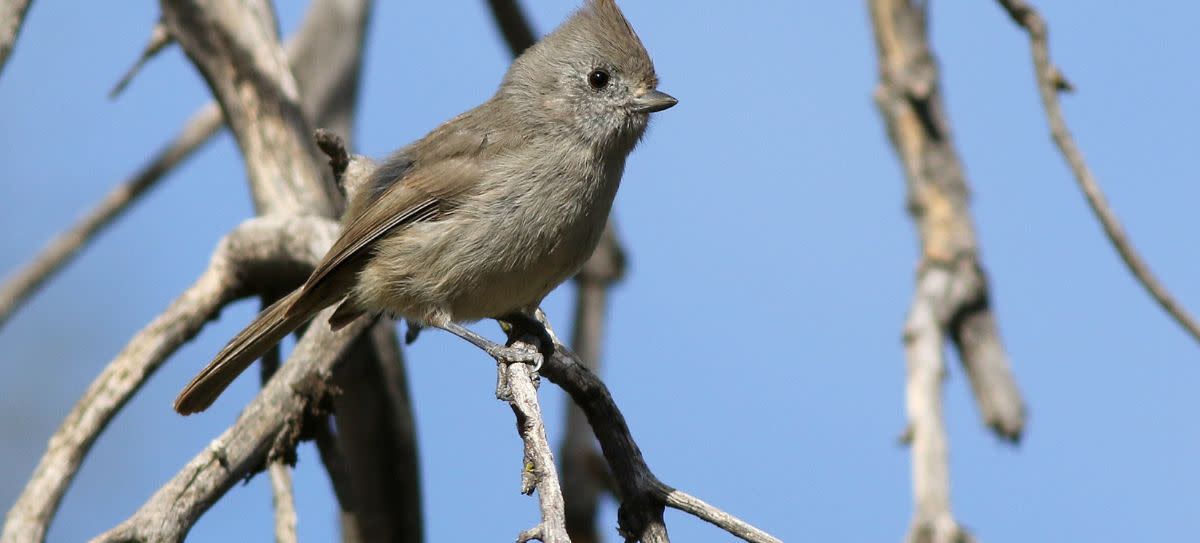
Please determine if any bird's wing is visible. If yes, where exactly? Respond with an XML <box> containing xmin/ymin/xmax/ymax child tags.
<box><xmin>289</xmin><ymin>128</ymin><xmax>491</xmax><ymax>315</ymax></box>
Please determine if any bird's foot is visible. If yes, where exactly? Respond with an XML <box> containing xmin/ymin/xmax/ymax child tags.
<box><xmin>497</xmin><ymin>312</ymin><xmax>556</xmax><ymax>363</ymax></box>
<box><xmin>437</xmin><ymin>322</ymin><xmax>544</xmax><ymax>371</ymax></box>
<box><xmin>486</xmin><ymin>343</ymin><xmax>544</xmax><ymax>372</ymax></box>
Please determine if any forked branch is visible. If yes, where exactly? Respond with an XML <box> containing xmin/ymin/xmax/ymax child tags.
<box><xmin>1</xmin><ymin>215</ymin><xmax>338</xmax><ymax>543</ymax></box>
<box><xmin>0</xmin><ymin>0</ymin><xmax>372</xmax><ymax>329</ymax></box>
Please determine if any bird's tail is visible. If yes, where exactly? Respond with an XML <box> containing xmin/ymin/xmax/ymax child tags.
<box><xmin>174</xmin><ymin>289</ymin><xmax>321</xmax><ymax>414</ymax></box>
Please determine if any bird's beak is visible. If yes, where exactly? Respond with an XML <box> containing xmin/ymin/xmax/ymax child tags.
<box><xmin>631</xmin><ymin>90</ymin><xmax>678</xmax><ymax>113</ymax></box>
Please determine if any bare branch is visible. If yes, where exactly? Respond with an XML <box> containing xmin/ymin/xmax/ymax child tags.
<box><xmin>260</xmin><ymin>335</ymin><xmax>298</xmax><ymax>543</ymax></box>
<box><xmin>0</xmin><ymin>0</ymin><xmax>372</xmax><ymax>330</ymax></box>
<box><xmin>329</xmin><ymin>322</ymin><xmax>423</xmax><ymax>543</ymax></box>
<box><xmin>659</xmin><ymin>488</ymin><xmax>781</xmax><ymax>543</ymax></box>
<box><xmin>563</xmin><ymin>223</ymin><xmax>625</xmax><ymax>543</ymax></box>
<box><xmin>1</xmin><ymin>215</ymin><xmax>338</xmax><ymax>543</ymax></box>
<box><xmin>0</xmin><ymin>0</ymin><xmax>32</xmax><ymax>75</ymax></box>
<box><xmin>267</xmin><ymin>463</ymin><xmax>298</xmax><ymax>543</ymax></box>
<box><xmin>109</xmin><ymin>21</ymin><xmax>173</xmax><ymax>99</ymax></box>
<box><xmin>901</xmin><ymin>266</ymin><xmax>977</xmax><ymax>543</ymax></box>
<box><xmin>498</xmin><ymin>354</ymin><xmax>570</xmax><ymax>543</ymax></box>
<box><xmin>995</xmin><ymin>0</ymin><xmax>1200</xmax><ymax>346</ymax></box>
<box><xmin>311</xmin><ymin>414</ymin><xmax>361</xmax><ymax>541</ymax></box>
<box><xmin>0</xmin><ymin>103</ymin><xmax>223</xmax><ymax>330</ymax></box>
<box><xmin>91</xmin><ymin>314</ymin><xmax>373</xmax><ymax>542</ymax></box>
<box><xmin>537</xmin><ymin>315</ymin><xmax>781</xmax><ymax>543</ymax></box>
<box><xmin>484</xmin><ymin>0</ymin><xmax>536</xmax><ymax>56</ymax></box>
<box><xmin>441</xmin><ymin>314</ymin><xmax>782</xmax><ymax>543</ymax></box>
<box><xmin>870</xmin><ymin>0</ymin><xmax>1025</xmax><ymax>539</ymax></box>
<box><xmin>159</xmin><ymin>0</ymin><xmax>334</xmax><ymax>216</ymax></box>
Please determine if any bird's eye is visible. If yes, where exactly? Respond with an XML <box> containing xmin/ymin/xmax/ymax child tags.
<box><xmin>587</xmin><ymin>69</ymin><xmax>610</xmax><ymax>90</ymax></box>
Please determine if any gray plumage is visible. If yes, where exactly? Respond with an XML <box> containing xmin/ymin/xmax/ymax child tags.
<box><xmin>174</xmin><ymin>0</ymin><xmax>675</xmax><ymax>414</ymax></box>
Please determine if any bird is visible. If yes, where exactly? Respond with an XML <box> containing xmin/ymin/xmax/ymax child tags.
<box><xmin>174</xmin><ymin>0</ymin><xmax>676</xmax><ymax>414</ymax></box>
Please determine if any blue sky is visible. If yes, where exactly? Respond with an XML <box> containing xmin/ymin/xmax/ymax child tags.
<box><xmin>2</xmin><ymin>1</ymin><xmax>1198</xmax><ymax>541</ymax></box>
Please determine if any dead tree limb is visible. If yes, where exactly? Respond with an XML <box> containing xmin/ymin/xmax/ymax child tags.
<box><xmin>0</xmin><ymin>0</ymin><xmax>371</xmax><ymax>330</ymax></box>
<box><xmin>870</xmin><ymin>0</ymin><xmax>1026</xmax><ymax>541</ymax></box>
<box><xmin>0</xmin><ymin>215</ymin><xmax>338</xmax><ymax>543</ymax></box>
<box><xmin>91</xmin><ymin>313</ymin><xmax>374</xmax><ymax>543</ymax></box>
<box><xmin>0</xmin><ymin>0</ymin><xmax>32</xmax><ymax>75</ymax></box>
<box><xmin>163</xmin><ymin>1</ymin><xmax>424</xmax><ymax>539</ymax></box>
<box><xmin>995</xmin><ymin>0</ymin><xmax>1200</xmax><ymax>346</ymax></box>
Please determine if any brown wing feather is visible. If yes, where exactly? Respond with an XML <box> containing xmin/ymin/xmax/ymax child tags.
<box><xmin>289</xmin><ymin>156</ymin><xmax>484</xmax><ymax>317</ymax></box>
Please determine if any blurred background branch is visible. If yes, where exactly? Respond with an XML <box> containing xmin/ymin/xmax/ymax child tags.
<box><xmin>0</xmin><ymin>0</ymin><xmax>32</xmax><ymax>75</ymax></box>
<box><xmin>870</xmin><ymin>0</ymin><xmax>1025</xmax><ymax>540</ymax></box>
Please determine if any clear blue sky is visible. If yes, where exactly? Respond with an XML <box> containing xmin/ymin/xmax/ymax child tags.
<box><xmin>2</xmin><ymin>1</ymin><xmax>1198</xmax><ymax>541</ymax></box>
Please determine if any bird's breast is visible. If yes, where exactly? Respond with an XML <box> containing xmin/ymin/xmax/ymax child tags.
<box><xmin>441</xmin><ymin>151</ymin><xmax>624</xmax><ymax>318</ymax></box>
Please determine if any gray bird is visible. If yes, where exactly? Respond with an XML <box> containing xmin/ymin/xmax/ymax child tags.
<box><xmin>174</xmin><ymin>0</ymin><xmax>676</xmax><ymax>414</ymax></box>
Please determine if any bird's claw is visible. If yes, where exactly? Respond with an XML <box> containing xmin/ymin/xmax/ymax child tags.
<box><xmin>486</xmin><ymin>344</ymin><xmax>544</xmax><ymax>372</ymax></box>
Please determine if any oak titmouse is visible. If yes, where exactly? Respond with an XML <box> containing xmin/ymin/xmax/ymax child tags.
<box><xmin>174</xmin><ymin>0</ymin><xmax>676</xmax><ymax>414</ymax></box>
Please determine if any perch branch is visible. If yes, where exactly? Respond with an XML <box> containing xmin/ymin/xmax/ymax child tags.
<box><xmin>1</xmin><ymin>215</ymin><xmax>338</xmax><ymax>543</ymax></box>
<box><xmin>91</xmin><ymin>314</ymin><xmax>373</xmax><ymax>543</ymax></box>
<box><xmin>995</xmin><ymin>0</ymin><xmax>1200</xmax><ymax>346</ymax></box>
<box><xmin>438</xmin><ymin>315</ymin><xmax>782</xmax><ymax>543</ymax></box>
<box><xmin>494</xmin><ymin>341</ymin><xmax>571</xmax><ymax>543</ymax></box>
<box><xmin>481</xmin><ymin>3</ymin><xmax>628</xmax><ymax>540</ymax></box>
<box><xmin>0</xmin><ymin>0</ymin><xmax>372</xmax><ymax>329</ymax></box>
<box><xmin>0</xmin><ymin>0</ymin><xmax>32</xmax><ymax>75</ymax></box>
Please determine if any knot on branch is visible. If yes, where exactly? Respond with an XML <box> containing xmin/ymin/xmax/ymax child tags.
<box><xmin>265</xmin><ymin>370</ymin><xmax>341</xmax><ymax>469</ymax></box>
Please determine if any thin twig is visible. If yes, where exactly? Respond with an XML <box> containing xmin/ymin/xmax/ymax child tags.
<box><xmin>267</xmin><ymin>463</ymin><xmax>298</xmax><ymax>543</ymax></box>
<box><xmin>109</xmin><ymin>21</ymin><xmax>174</xmax><ymax>99</ymax></box>
<box><xmin>485</xmin><ymin>0</ymin><xmax>536</xmax><ymax>56</ymax></box>
<box><xmin>0</xmin><ymin>103</ymin><xmax>222</xmax><ymax>330</ymax></box>
<box><xmin>996</xmin><ymin>0</ymin><xmax>1200</xmax><ymax>346</ymax></box>
<box><xmin>1</xmin><ymin>216</ymin><xmax>338</xmax><ymax>543</ymax></box>
<box><xmin>261</xmin><ymin>333</ymin><xmax>298</xmax><ymax>543</ymax></box>
<box><xmin>0</xmin><ymin>0</ymin><xmax>33</xmax><ymax>75</ymax></box>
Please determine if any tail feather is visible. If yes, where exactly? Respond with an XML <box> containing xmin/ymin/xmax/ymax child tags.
<box><xmin>174</xmin><ymin>289</ymin><xmax>322</xmax><ymax>414</ymax></box>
